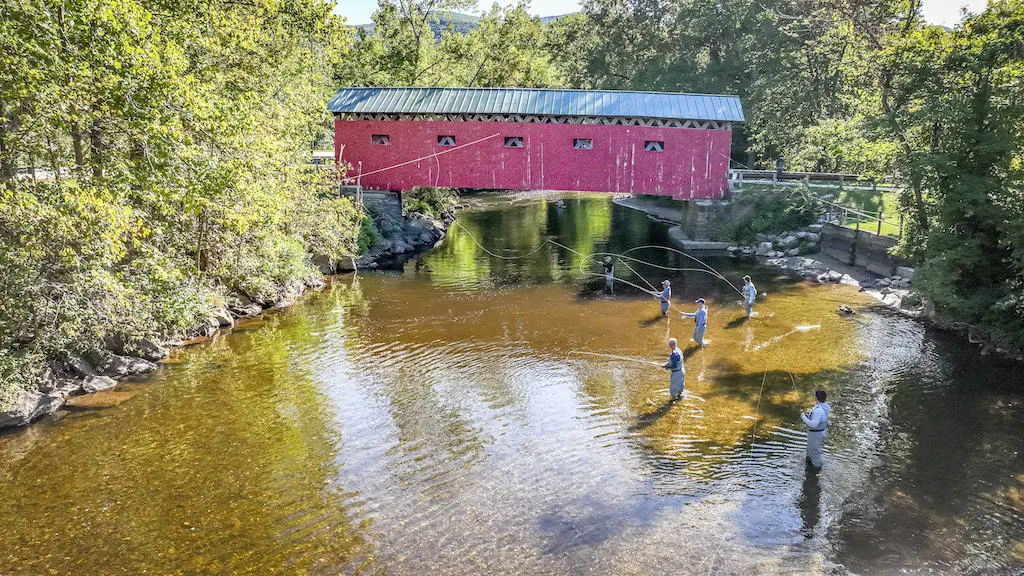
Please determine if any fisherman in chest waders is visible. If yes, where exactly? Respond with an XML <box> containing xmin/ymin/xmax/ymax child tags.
<box><xmin>742</xmin><ymin>275</ymin><xmax>757</xmax><ymax>318</ymax></box>
<box><xmin>655</xmin><ymin>280</ymin><xmax>671</xmax><ymax>316</ymax></box>
<box><xmin>801</xmin><ymin>389</ymin><xmax>831</xmax><ymax>469</ymax></box>
<box><xmin>603</xmin><ymin>256</ymin><xmax>614</xmax><ymax>294</ymax></box>
<box><xmin>662</xmin><ymin>337</ymin><xmax>685</xmax><ymax>401</ymax></box>
<box><xmin>681</xmin><ymin>298</ymin><xmax>709</xmax><ymax>346</ymax></box>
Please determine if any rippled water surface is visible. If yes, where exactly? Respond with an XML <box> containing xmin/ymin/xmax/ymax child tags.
<box><xmin>1</xmin><ymin>194</ymin><xmax>1022</xmax><ymax>575</ymax></box>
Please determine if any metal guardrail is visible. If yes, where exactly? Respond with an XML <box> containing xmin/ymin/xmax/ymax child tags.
<box><xmin>729</xmin><ymin>169</ymin><xmax>892</xmax><ymax>190</ymax></box>
<box><xmin>731</xmin><ymin>169</ymin><xmax>868</xmax><ymax>183</ymax></box>
<box><xmin>816</xmin><ymin>195</ymin><xmax>903</xmax><ymax>238</ymax></box>
<box><xmin>728</xmin><ymin>169</ymin><xmax>902</xmax><ymax>238</ymax></box>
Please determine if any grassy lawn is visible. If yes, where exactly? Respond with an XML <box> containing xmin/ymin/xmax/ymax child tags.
<box><xmin>732</xmin><ymin>180</ymin><xmax>903</xmax><ymax>237</ymax></box>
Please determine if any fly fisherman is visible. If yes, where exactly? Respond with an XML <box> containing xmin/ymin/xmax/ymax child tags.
<box><xmin>603</xmin><ymin>256</ymin><xmax>615</xmax><ymax>293</ymax></box>
<box><xmin>801</xmin><ymin>389</ymin><xmax>831</xmax><ymax>469</ymax></box>
<box><xmin>655</xmin><ymin>280</ymin><xmax>672</xmax><ymax>316</ymax></box>
<box><xmin>662</xmin><ymin>337</ymin><xmax>685</xmax><ymax>401</ymax></box>
<box><xmin>742</xmin><ymin>275</ymin><xmax>757</xmax><ymax>318</ymax></box>
<box><xmin>681</xmin><ymin>298</ymin><xmax>709</xmax><ymax>346</ymax></box>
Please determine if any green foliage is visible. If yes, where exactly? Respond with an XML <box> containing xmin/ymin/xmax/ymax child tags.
<box><xmin>337</xmin><ymin>0</ymin><xmax>564</xmax><ymax>87</ymax></box>
<box><xmin>403</xmin><ymin>186</ymin><xmax>459</xmax><ymax>218</ymax></box>
<box><xmin>724</xmin><ymin>187</ymin><xmax>819</xmax><ymax>243</ymax></box>
<box><xmin>896</xmin><ymin>1</ymin><xmax>1024</xmax><ymax>347</ymax></box>
<box><xmin>357</xmin><ymin>214</ymin><xmax>382</xmax><ymax>253</ymax></box>
<box><xmin>0</xmin><ymin>0</ymin><xmax>360</xmax><ymax>406</ymax></box>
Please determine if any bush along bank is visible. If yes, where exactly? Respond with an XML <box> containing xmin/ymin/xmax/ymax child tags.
<box><xmin>0</xmin><ymin>187</ymin><xmax>460</xmax><ymax>431</ymax></box>
<box><xmin>0</xmin><ymin>268</ymin><xmax>338</xmax><ymax>431</ymax></box>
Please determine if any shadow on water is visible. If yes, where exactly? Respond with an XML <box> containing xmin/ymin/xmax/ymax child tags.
<box><xmin>638</xmin><ymin>314</ymin><xmax>666</xmax><ymax>328</ymax></box>
<box><xmin>799</xmin><ymin>462</ymin><xmax>822</xmax><ymax>539</ymax></box>
<box><xmin>629</xmin><ymin>398</ymin><xmax>678</xmax><ymax>432</ymax></box>
<box><xmin>723</xmin><ymin>315</ymin><xmax>750</xmax><ymax>330</ymax></box>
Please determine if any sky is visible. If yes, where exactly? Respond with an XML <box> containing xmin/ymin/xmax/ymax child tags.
<box><xmin>333</xmin><ymin>0</ymin><xmax>989</xmax><ymax>27</ymax></box>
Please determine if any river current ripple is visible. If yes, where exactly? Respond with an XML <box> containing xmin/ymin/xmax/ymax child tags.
<box><xmin>0</xmin><ymin>195</ymin><xmax>1021</xmax><ymax>575</ymax></box>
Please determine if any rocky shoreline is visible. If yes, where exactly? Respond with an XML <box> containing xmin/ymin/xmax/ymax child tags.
<box><xmin>0</xmin><ymin>209</ymin><xmax>455</xmax><ymax>432</ymax></box>
<box><xmin>353</xmin><ymin>210</ymin><xmax>453</xmax><ymax>271</ymax></box>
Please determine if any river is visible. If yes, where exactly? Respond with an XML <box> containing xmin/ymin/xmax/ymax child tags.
<box><xmin>1</xmin><ymin>194</ymin><xmax>1021</xmax><ymax>575</ymax></box>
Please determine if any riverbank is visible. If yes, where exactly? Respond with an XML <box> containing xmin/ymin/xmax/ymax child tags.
<box><xmin>0</xmin><ymin>205</ymin><xmax>455</xmax><ymax>431</ymax></box>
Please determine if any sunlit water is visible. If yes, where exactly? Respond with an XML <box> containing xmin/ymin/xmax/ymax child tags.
<box><xmin>1</xmin><ymin>194</ymin><xmax>1022</xmax><ymax>575</ymax></box>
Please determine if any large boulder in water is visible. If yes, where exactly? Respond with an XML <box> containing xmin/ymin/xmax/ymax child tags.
<box><xmin>81</xmin><ymin>375</ymin><xmax>117</xmax><ymax>393</ymax></box>
<box><xmin>0</xmin><ymin>372</ymin><xmax>83</xmax><ymax>429</ymax></box>
<box><xmin>336</xmin><ymin>256</ymin><xmax>357</xmax><ymax>273</ymax></box>
<box><xmin>0</xmin><ymin>390</ymin><xmax>63</xmax><ymax>428</ymax></box>
<box><xmin>312</xmin><ymin>254</ymin><xmax>335</xmax><ymax>274</ymax></box>
<box><xmin>98</xmin><ymin>354</ymin><xmax>158</xmax><ymax>378</ymax></box>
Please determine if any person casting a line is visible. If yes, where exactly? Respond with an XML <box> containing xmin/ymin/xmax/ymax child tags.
<box><xmin>662</xmin><ymin>337</ymin><xmax>685</xmax><ymax>401</ymax></box>
<box><xmin>681</xmin><ymin>298</ymin><xmax>709</xmax><ymax>346</ymax></box>
<box><xmin>742</xmin><ymin>275</ymin><xmax>757</xmax><ymax>318</ymax></box>
<box><xmin>603</xmin><ymin>256</ymin><xmax>614</xmax><ymax>293</ymax></box>
<box><xmin>801</xmin><ymin>389</ymin><xmax>831</xmax><ymax>469</ymax></box>
<box><xmin>655</xmin><ymin>280</ymin><xmax>672</xmax><ymax>316</ymax></box>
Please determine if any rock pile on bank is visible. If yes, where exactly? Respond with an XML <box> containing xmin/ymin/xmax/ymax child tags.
<box><xmin>0</xmin><ymin>343</ymin><xmax>165</xmax><ymax>428</ymax></box>
<box><xmin>355</xmin><ymin>211</ymin><xmax>452</xmax><ymax>269</ymax></box>
<box><xmin>727</xmin><ymin>224</ymin><xmax>824</xmax><ymax>258</ymax></box>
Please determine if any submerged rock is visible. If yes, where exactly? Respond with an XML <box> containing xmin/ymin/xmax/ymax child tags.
<box><xmin>65</xmin><ymin>390</ymin><xmax>137</xmax><ymax>410</ymax></box>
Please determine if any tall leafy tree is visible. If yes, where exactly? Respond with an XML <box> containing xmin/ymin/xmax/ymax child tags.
<box><xmin>0</xmin><ymin>0</ymin><xmax>361</xmax><ymax>404</ymax></box>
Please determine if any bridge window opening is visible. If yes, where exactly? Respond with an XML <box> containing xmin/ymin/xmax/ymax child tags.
<box><xmin>371</xmin><ymin>134</ymin><xmax>390</xmax><ymax>146</ymax></box>
<box><xmin>573</xmin><ymin>138</ymin><xmax>593</xmax><ymax>150</ymax></box>
<box><xmin>437</xmin><ymin>135</ymin><xmax>456</xmax><ymax>147</ymax></box>
<box><xmin>504</xmin><ymin>136</ymin><xmax>524</xmax><ymax>149</ymax></box>
<box><xmin>644</xmin><ymin>140</ymin><xmax>664</xmax><ymax>152</ymax></box>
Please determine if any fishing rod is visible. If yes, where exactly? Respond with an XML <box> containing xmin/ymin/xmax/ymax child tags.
<box><xmin>568</xmin><ymin>350</ymin><xmax>662</xmax><ymax>367</ymax></box>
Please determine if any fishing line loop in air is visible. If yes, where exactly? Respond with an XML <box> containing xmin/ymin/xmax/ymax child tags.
<box><xmin>450</xmin><ymin>221</ymin><xmax>742</xmax><ymax>302</ymax></box>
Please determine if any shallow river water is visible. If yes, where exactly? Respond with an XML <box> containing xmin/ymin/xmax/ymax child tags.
<box><xmin>1</xmin><ymin>194</ymin><xmax>1022</xmax><ymax>575</ymax></box>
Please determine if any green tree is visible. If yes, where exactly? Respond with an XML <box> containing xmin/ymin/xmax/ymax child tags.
<box><xmin>0</xmin><ymin>0</ymin><xmax>361</xmax><ymax>406</ymax></box>
<box><xmin>903</xmin><ymin>1</ymin><xmax>1024</xmax><ymax>342</ymax></box>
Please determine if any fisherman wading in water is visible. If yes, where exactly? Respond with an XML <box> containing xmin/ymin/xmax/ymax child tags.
<box><xmin>662</xmin><ymin>337</ymin><xmax>685</xmax><ymax>401</ymax></box>
<box><xmin>742</xmin><ymin>275</ymin><xmax>757</xmax><ymax>318</ymax></box>
<box><xmin>681</xmin><ymin>298</ymin><xmax>709</xmax><ymax>346</ymax></box>
<box><xmin>603</xmin><ymin>256</ymin><xmax>614</xmax><ymax>294</ymax></box>
<box><xmin>655</xmin><ymin>280</ymin><xmax>672</xmax><ymax>316</ymax></box>
<box><xmin>801</xmin><ymin>389</ymin><xmax>831</xmax><ymax>469</ymax></box>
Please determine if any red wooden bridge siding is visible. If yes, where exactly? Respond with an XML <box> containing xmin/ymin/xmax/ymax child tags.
<box><xmin>328</xmin><ymin>88</ymin><xmax>744</xmax><ymax>199</ymax></box>
<box><xmin>334</xmin><ymin>119</ymin><xmax>732</xmax><ymax>199</ymax></box>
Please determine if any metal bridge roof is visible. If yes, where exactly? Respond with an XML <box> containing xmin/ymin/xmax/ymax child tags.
<box><xmin>328</xmin><ymin>87</ymin><xmax>744</xmax><ymax>122</ymax></box>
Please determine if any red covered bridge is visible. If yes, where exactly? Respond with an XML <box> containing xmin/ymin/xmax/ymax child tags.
<box><xmin>328</xmin><ymin>87</ymin><xmax>744</xmax><ymax>200</ymax></box>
